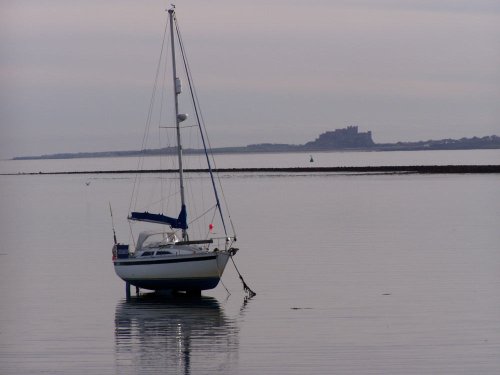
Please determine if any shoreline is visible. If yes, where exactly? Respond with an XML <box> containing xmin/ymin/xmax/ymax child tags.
<box><xmin>3</xmin><ymin>165</ymin><xmax>500</xmax><ymax>176</ymax></box>
<box><xmin>10</xmin><ymin>145</ymin><xmax>500</xmax><ymax>161</ymax></box>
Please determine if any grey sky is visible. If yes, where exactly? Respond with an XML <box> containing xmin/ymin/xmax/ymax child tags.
<box><xmin>1</xmin><ymin>0</ymin><xmax>499</xmax><ymax>158</ymax></box>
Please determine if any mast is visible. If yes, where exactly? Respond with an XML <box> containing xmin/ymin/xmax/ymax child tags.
<box><xmin>168</xmin><ymin>8</ymin><xmax>188</xmax><ymax>241</ymax></box>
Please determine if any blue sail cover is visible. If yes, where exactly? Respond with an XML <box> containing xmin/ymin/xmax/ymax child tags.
<box><xmin>129</xmin><ymin>205</ymin><xmax>188</xmax><ymax>229</ymax></box>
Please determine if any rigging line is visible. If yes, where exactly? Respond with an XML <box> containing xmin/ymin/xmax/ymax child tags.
<box><xmin>109</xmin><ymin>202</ymin><xmax>117</xmax><ymax>244</ymax></box>
<box><xmin>209</xmin><ymin>208</ymin><xmax>217</xmax><ymax>232</ymax></box>
<box><xmin>187</xmin><ymin>204</ymin><xmax>217</xmax><ymax>227</ymax></box>
<box><xmin>131</xmin><ymin>68</ymin><xmax>159</xmax><ymax>211</ymax></box>
<box><xmin>129</xmin><ymin>15</ymin><xmax>170</xmax><ymax>215</ymax></box>
<box><xmin>162</xmin><ymin>117</ymin><xmax>176</xmax><ymax>217</ymax></box>
<box><xmin>174</xmin><ymin>26</ymin><xmax>237</xmax><ymax>239</ymax></box>
<box><xmin>139</xmin><ymin>187</ymin><xmax>180</xmax><ymax>214</ymax></box>
<box><xmin>188</xmin><ymin>81</ymin><xmax>237</xmax><ymax>237</ymax></box>
<box><xmin>170</xmin><ymin>15</ymin><xmax>234</xmax><ymax>235</ymax></box>
<box><xmin>158</xmin><ymin>40</ymin><xmax>171</xmax><ymax>216</ymax></box>
<box><xmin>219</xmin><ymin>277</ymin><xmax>231</xmax><ymax>296</ymax></box>
<box><xmin>215</xmin><ymin>172</ymin><xmax>238</xmax><ymax>237</ymax></box>
<box><xmin>173</xmin><ymin>14</ymin><xmax>229</xmax><ymax>237</ymax></box>
<box><xmin>159</xmin><ymin>124</ymin><xmax>198</xmax><ymax>129</ymax></box>
<box><xmin>159</xmin><ymin>123</ymin><xmax>165</xmax><ymax>215</ymax></box>
<box><xmin>128</xmin><ymin>220</ymin><xmax>137</xmax><ymax>249</ymax></box>
<box><xmin>203</xmin><ymin>208</ymin><xmax>218</xmax><ymax>241</ymax></box>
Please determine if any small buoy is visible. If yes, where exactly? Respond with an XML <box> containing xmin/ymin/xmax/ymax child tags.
<box><xmin>209</xmin><ymin>223</ymin><xmax>214</xmax><ymax>232</ymax></box>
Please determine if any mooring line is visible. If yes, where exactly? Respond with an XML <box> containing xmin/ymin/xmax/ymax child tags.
<box><xmin>229</xmin><ymin>253</ymin><xmax>256</xmax><ymax>298</ymax></box>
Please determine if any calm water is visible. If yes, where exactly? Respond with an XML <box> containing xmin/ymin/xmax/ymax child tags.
<box><xmin>1</xmin><ymin>148</ymin><xmax>499</xmax><ymax>174</ymax></box>
<box><xmin>0</xmin><ymin>152</ymin><xmax>499</xmax><ymax>374</ymax></box>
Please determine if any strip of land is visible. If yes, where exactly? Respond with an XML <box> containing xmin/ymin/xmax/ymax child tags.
<box><xmin>5</xmin><ymin>165</ymin><xmax>500</xmax><ymax>175</ymax></box>
<box><xmin>12</xmin><ymin>126</ymin><xmax>500</xmax><ymax>160</ymax></box>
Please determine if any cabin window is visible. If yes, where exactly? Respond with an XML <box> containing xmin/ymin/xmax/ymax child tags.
<box><xmin>156</xmin><ymin>251</ymin><xmax>172</xmax><ymax>255</ymax></box>
<box><xmin>141</xmin><ymin>251</ymin><xmax>154</xmax><ymax>257</ymax></box>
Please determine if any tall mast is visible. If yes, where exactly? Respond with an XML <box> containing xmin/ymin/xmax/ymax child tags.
<box><xmin>168</xmin><ymin>8</ymin><xmax>188</xmax><ymax>240</ymax></box>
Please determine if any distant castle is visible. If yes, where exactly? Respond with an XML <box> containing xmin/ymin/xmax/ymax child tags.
<box><xmin>13</xmin><ymin>125</ymin><xmax>500</xmax><ymax>160</ymax></box>
<box><xmin>305</xmin><ymin>126</ymin><xmax>374</xmax><ymax>149</ymax></box>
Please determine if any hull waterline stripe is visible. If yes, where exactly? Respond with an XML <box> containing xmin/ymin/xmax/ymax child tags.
<box><xmin>114</xmin><ymin>255</ymin><xmax>217</xmax><ymax>266</ymax></box>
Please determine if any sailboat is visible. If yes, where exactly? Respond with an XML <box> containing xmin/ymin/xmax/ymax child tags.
<box><xmin>112</xmin><ymin>7</ymin><xmax>238</xmax><ymax>295</ymax></box>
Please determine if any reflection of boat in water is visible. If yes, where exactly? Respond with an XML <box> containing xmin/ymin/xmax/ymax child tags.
<box><xmin>115</xmin><ymin>295</ymin><xmax>239</xmax><ymax>374</ymax></box>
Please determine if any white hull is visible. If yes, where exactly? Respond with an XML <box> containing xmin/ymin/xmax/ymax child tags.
<box><xmin>113</xmin><ymin>251</ymin><xmax>231</xmax><ymax>291</ymax></box>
